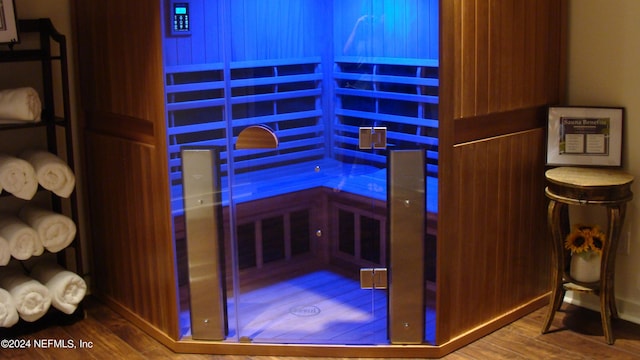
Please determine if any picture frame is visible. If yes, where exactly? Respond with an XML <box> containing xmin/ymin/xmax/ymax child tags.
<box><xmin>0</xmin><ymin>0</ymin><xmax>19</xmax><ymax>45</ymax></box>
<box><xmin>546</xmin><ymin>106</ymin><xmax>623</xmax><ymax>167</ymax></box>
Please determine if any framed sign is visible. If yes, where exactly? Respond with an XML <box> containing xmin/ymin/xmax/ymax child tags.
<box><xmin>546</xmin><ymin>106</ymin><xmax>623</xmax><ymax>167</ymax></box>
<box><xmin>0</xmin><ymin>0</ymin><xmax>19</xmax><ymax>45</ymax></box>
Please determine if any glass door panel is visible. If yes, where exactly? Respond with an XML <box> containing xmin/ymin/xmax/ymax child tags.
<box><xmin>229</xmin><ymin>150</ymin><xmax>387</xmax><ymax>344</ymax></box>
<box><xmin>166</xmin><ymin>0</ymin><xmax>438</xmax><ymax>346</ymax></box>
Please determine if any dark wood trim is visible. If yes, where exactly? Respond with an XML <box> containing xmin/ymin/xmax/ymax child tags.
<box><xmin>104</xmin><ymin>293</ymin><xmax>548</xmax><ymax>358</ymax></box>
<box><xmin>85</xmin><ymin>111</ymin><xmax>156</xmax><ymax>145</ymax></box>
<box><xmin>95</xmin><ymin>294</ymin><xmax>179</xmax><ymax>346</ymax></box>
<box><xmin>435</xmin><ymin>0</ymin><xmax>457</xmax><ymax>344</ymax></box>
<box><xmin>435</xmin><ymin>294</ymin><xmax>550</xmax><ymax>356</ymax></box>
<box><xmin>453</xmin><ymin>106</ymin><xmax>547</xmax><ymax>145</ymax></box>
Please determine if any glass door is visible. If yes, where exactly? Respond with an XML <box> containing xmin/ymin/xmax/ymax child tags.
<box><xmin>229</xmin><ymin>141</ymin><xmax>391</xmax><ymax>344</ymax></box>
<box><xmin>223</xmin><ymin>1</ymin><xmax>394</xmax><ymax>344</ymax></box>
<box><xmin>166</xmin><ymin>0</ymin><xmax>438</xmax><ymax>346</ymax></box>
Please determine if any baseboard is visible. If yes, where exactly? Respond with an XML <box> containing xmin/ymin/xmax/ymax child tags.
<box><xmin>95</xmin><ymin>291</ymin><xmax>549</xmax><ymax>358</ymax></box>
<box><xmin>96</xmin><ymin>294</ymin><xmax>180</xmax><ymax>350</ymax></box>
<box><xmin>564</xmin><ymin>293</ymin><xmax>640</xmax><ymax>325</ymax></box>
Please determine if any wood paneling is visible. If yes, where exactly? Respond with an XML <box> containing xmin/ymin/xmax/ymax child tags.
<box><xmin>437</xmin><ymin>0</ymin><xmax>567</xmax><ymax>344</ymax></box>
<box><xmin>449</xmin><ymin>0</ymin><xmax>565</xmax><ymax>118</ymax></box>
<box><xmin>162</xmin><ymin>0</ymin><xmax>440</xmax><ymax>66</ymax></box>
<box><xmin>74</xmin><ymin>0</ymin><xmax>166</xmax><ymax>130</ymax></box>
<box><xmin>453</xmin><ymin>106</ymin><xmax>547</xmax><ymax>144</ymax></box>
<box><xmin>84</xmin><ymin>131</ymin><xmax>178</xmax><ymax>339</ymax></box>
<box><xmin>72</xmin><ymin>0</ymin><xmax>178</xmax><ymax>340</ymax></box>
<box><xmin>438</xmin><ymin>129</ymin><xmax>550</xmax><ymax>342</ymax></box>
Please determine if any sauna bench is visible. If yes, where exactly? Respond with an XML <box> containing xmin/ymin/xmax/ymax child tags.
<box><xmin>172</xmin><ymin>161</ymin><xmax>437</xmax><ymax>289</ymax></box>
<box><xmin>171</xmin><ymin>158</ymin><xmax>438</xmax><ymax>215</ymax></box>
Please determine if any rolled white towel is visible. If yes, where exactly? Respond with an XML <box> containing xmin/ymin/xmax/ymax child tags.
<box><xmin>0</xmin><ymin>287</ymin><xmax>19</xmax><ymax>327</ymax></box>
<box><xmin>0</xmin><ymin>215</ymin><xmax>44</xmax><ymax>260</ymax></box>
<box><xmin>0</xmin><ymin>236</ymin><xmax>10</xmax><ymax>266</ymax></box>
<box><xmin>0</xmin><ymin>87</ymin><xmax>42</xmax><ymax>122</ymax></box>
<box><xmin>0</xmin><ymin>154</ymin><xmax>38</xmax><ymax>200</ymax></box>
<box><xmin>0</xmin><ymin>266</ymin><xmax>51</xmax><ymax>322</ymax></box>
<box><xmin>20</xmin><ymin>150</ymin><xmax>75</xmax><ymax>198</ymax></box>
<box><xmin>29</xmin><ymin>261</ymin><xmax>86</xmax><ymax>315</ymax></box>
<box><xmin>18</xmin><ymin>206</ymin><xmax>76</xmax><ymax>253</ymax></box>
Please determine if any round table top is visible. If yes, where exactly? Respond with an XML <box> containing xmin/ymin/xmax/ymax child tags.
<box><xmin>545</xmin><ymin>166</ymin><xmax>634</xmax><ymax>187</ymax></box>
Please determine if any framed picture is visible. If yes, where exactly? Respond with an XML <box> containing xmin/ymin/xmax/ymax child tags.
<box><xmin>0</xmin><ymin>0</ymin><xmax>19</xmax><ymax>45</ymax></box>
<box><xmin>546</xmin><ymin>106</ymin><xmax>623</xmax><ymax>167</ymax></box>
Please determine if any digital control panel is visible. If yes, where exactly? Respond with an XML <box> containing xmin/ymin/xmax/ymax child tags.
<box><xmin>170</xmin><ymin>1</ymin><xmax>191</xmax><ymax>35</ymax></box>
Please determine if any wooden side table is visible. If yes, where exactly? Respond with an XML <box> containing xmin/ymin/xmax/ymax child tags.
<box><xmin>541</xmin><ymin>166</ymin><xmax>634</xmax><ymax>344</ymax></box>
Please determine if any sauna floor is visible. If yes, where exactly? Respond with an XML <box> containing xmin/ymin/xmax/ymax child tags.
<box><xmin>181</xmin><ymin>268</ymin><xmax>436</xmax><ymax>345</ymax></box>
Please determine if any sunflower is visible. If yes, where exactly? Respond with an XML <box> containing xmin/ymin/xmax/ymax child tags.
<box><xmin>565</xmin><ymin>226</ymin><xmax>591</xmax><ymax>254</ymax></box>
<box><xmin>564</xmin><ymin>224</ymin><xmax>606</xmax><ymax>255</ymax></box>
<box><xmin>589</xmin><ymin>226</ymin><xmax>606</xmax><ymax>255</ymax></box>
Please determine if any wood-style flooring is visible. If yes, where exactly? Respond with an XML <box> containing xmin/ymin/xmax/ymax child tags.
<box><xmin>2</xmin><ymin>295</ymin><xmax>640</xmax><ymax>359</ymax></box>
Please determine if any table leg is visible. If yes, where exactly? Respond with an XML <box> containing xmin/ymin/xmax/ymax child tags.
<box><xmin>600</xmin><ymin>203</ymin><xmax>626</xmax><ymax>344</ymax></box>
<box><xmin>541</xmin><ymin>199</ymin><xmax>566</xmax><ymax>334</ymax></box>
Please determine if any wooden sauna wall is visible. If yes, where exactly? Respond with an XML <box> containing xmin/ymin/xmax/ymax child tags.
<box><xmin>163</xmin><ymin>0</ymin><xmax>326</xmax><ymax>66</ymax></box>
<box><xmin>333</xmin><ymin>0</ymin><xmax>438</xmax><ymax>59</ymax></box>
<box><xmin>72</xmin><ymin>0</ymin><xmax>180</xmax><ymax>340</ymax></box>
<box><xmin>437</xmin><ymin>0</ymin><xmax>567</xmax><ymax>345</ymax></box>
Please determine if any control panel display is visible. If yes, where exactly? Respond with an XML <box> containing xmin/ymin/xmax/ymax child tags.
<box><xmin>171</xmin><ymin>1</ymin><xmax>191</xmax><ymax>35</ymax></box>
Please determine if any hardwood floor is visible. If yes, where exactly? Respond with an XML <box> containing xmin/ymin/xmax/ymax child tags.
<box><xmin>1</xmin><ymin>296</ymin><xmax>639</xmax><ymax>359</ymax></box>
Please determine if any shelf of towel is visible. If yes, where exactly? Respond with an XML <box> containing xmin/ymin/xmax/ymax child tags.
<box><xmin>0</xmin><ymin>18</ymin><xmax>84</xmax><ymax>331</ymax></box>
<box><xmin>0</xmin><ymin>150</ymin><xmax>84</xmax><ymax>329</ymax></box>
<box><xmin>0</xmin><ymin>117</ymin><xmax>69</xmax><ymax>131</ymax></box>
<box><xmin>0</xmin><ymin>259</ymin><xmax>86</xmax><ymax>329</ymax></box>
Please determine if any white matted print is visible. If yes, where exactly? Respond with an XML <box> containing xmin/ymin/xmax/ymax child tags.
<box><xmin>546</xmin><ymin>106</ymin><xmax>623</xmax><ymax>166</ymax></box>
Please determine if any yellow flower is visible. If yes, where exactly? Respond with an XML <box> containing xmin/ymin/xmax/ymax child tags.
<box><xmin>565</xmin><ymin>228</ymin><xmax>590</xmax><ymax>254</ymax></box>
<box><xmin>589</xmin><ymin>227</ymin><xmax>606</xmax><ymax>255</ymax></box>
<box><xmin>564</xmin><ymin>224</ymin><xmax>606</xmax><ymax>255</ymax></box>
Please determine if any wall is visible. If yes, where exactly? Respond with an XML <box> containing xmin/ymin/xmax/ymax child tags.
<box><xmin>12</xmin><ymin>0</ymin><xmax>75</xmax><ymax>135</ymax></box>
<box><xmin>566</xmin><ymin>0</ymin><xmax>640</xmax><ymax>324</ymax></box>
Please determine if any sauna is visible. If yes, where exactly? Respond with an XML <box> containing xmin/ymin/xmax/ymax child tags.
<box><xmin>165</xmin><ymin>0</ymin><xmax>439</xmax><ymax>345</ymax></box>
<box><xmin>74</xmin><ymin>0</ymin><xmax>565</xmax><ymax>356</ymax></box>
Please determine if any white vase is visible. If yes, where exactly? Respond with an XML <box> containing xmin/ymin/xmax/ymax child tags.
<box><xmin>570</xmin><ymin>252</ymin><xmax>601</xmax><ymax>283</ymax></box>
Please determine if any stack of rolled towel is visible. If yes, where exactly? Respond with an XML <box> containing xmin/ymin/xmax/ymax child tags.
<box><xmin>0</xmin><ymin>286</ymin><xmax>19</xmax><ymax>327</ymax></box>
<box><xmin>0</xmin><ymin>206</ymin><xmax>76</xmax><ymax>264</ymax></box>
<box><xmin>19</xmin><ymin>206</ymin><xmax>77</xmax><ymax>253</ymax></box>
<box><xmin>0</xmin><ymin>264</ymin><xmax>50</xmax><ymax>323</ymax></box>
<box><xmin>0</xmin><ymin>215</ymin><xmax>44</xmax><ymax>263</ymax></box>
<box><xmin>0</xmin><ymin>87</ymin><xmax>42</xmax><ymax>123</ymax></box>
<box><xmin>21</xmin><ymin>150</ymin><xmax>76</xmax><ymax>198</ymax></box>
<box><xmin>0</xmin><ymin>149</ymin><xmax>76</xmax><ymax>200</ymax></box>
<box><xmin>0</xmin><ymin>154</ymin><xmax>38</xmax><ymax>200</ymax></box>
<box><xmin>29</xmin><ymin>261</ymin><xmax>87</xmax><ymax>315</ymax></box>
<box><xmin>0</xmin><ymin>88</ymin><xmax>85</xmax><ymax>327</ymax></box>
<box><xmin>0</xmin><ymin>260</ymin><xmax>86</xmax><ymax>326</ymax></box>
